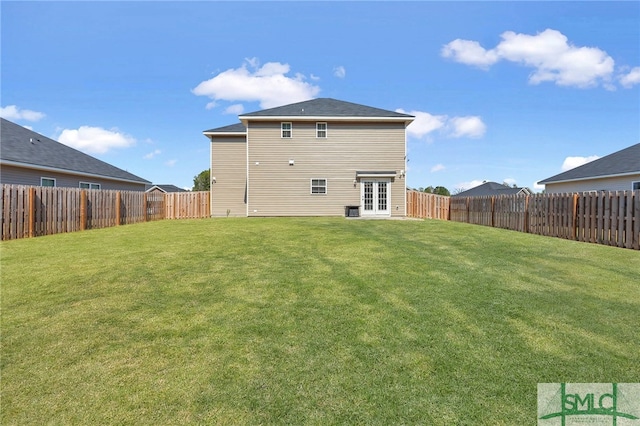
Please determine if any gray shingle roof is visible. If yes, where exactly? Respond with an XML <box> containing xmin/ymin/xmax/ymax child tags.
<box><xmin>452</xmin><ymin>181</ymin><xmax>530</xmax><ymax>197</ymax></box>
<box><xmin>1</xmin><ymin>118</ymin><xmax>150</xmax><ymax>184</ymax></box>
<box><xmin>203</xmin><ymin>122</ymin><xmax>246</xmax><ymax>133</ymax></box>
<box><xmin>538</xmin><ymin>143</ymin><xmax>640</xmax><ymax>184</ymax></box>
<box><xmin>240</xmin><ymin>98</ymin><xmax>414</xmax><ymax>119</ymax></box>
<box><xmin>146</xmin><ymin>184</ymin><xmax>187</xmax><ymax>193</ymax></box>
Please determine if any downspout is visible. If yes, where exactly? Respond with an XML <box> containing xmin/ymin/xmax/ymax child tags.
<box><xmin>209</xmin><ymin>135</ymin><xmax>214</xmax><ymax>217</ymax></box>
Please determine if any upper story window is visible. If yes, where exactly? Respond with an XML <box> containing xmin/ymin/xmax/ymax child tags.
<box><xmin>316</xmin><ymin>122</ymin><xmax>327</xmax><ymax>138</ymax></box>
<box><xmin>41</xmin><ymin>177</ymin><xmax>56</xmax><ymax>187</ymax></box>
<box><xmin>633</xmin><ymin>181</ymin><xmax>640</xmax><ymax>190</ymax></box>
<box><xmin>281</xmin><ymin>122</ymin><xmax>292</xmax><ymax>138</ymax></box>
<box><xmin>80</xmin><ymin>182</ymin><xmax>101</xmax><ymax>190</ymax></box>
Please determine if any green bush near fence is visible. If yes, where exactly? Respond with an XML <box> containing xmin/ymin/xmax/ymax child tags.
<box><xmin>1</xmin><ymin>218</ymin><xmax>638</xmax><ymax>425</ymax></box>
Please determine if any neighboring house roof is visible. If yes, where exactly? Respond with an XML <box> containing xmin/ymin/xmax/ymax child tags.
<box><xmin>146</xmin><ymin>184</ymin><xmax>187</xmax><ymax>193</ymax></box>
<box><xmin>538</xmin><ymin>143</ymin><xmax>640</xmax><ymax>184</ymax></box>
<box><xmin>452</xmin><ymin>181</ymin><xmax>531</xmax><ymax>197</ymax></box>
<box><xmin>0</xmin><ymin>118</ymin><xmax>150</xmax><ymax>184</ymax></box>
<box><xmin>238</xmin><ymin>98</ymin><xmax>414</xmax><ymax>121</ymax></box>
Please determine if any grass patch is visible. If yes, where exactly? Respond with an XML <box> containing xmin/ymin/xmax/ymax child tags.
<box><xmin>1</xmin><ymin>218</ymin><xmax>638</xmax><ymax>424</ymax></box>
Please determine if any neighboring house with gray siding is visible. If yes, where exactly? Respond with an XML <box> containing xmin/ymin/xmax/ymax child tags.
<box><xmin>203</xmin><ymin>98</ymin><xmax>414</xmax><ymax>217</ymax></box>
<box><xmin>538</xmin><ymin>143</ymin><xmax>640</xmax><ymax>193</ymax></box>
<box><xmin>0</xmin><ymin>118</ymin><xmax>150</xmax><ymax>190</ymax></box>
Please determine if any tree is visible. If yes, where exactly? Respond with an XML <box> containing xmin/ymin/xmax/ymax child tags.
<box><xmin>433</xmin><ymin>186</ymin><xmax>450</xmax><ymax>196</ymax></box>
<box><xmin>192</xmin><ymin>169</ymin><xmax>210</xmax><ymax>191</ymax></box>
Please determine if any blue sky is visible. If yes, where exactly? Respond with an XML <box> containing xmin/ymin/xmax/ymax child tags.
<box><xmin>2</xmin><ymin>1</ymin><xmax>639</xmax><ymax>192</ymax></box>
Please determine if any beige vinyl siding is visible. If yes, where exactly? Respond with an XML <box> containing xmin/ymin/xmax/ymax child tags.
<box><xmin>210</xmin><ymin>136</ymin><xmax>247</xmax><ymax>217</ymax></box>
<box><xmin>0</xmin><ymin>164</ymin><xmax>147</xmax><ymax>191</ymax></box>
<box><xmin>247</xmin><ymin>121</ymin><xmax>406</xmax><ymax>216</ymax></box>
<box><xmin>544</xmin><ymin>174</ymin><xmax>640</xmax><ymax>193</ymax></box>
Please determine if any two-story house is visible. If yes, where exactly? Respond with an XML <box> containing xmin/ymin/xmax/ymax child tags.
<box><xmin>203</xmin><ymin>98</ymin><xmax>414</xmax><ymax>217</ymax></box>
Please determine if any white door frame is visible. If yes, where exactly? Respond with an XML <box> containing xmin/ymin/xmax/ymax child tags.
<box><xmin>361</xmin><ymin>179</ymin><xmax>391</xmax><ymax>216</ymax></box>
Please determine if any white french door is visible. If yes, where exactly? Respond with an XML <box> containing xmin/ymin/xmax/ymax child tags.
<box><xmin>361</xmin><ymin>179</ymin><xmax>390</xmax><ymax>216</ymax></box>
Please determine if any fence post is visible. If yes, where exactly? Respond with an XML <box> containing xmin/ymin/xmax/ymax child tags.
<box><xmin>80</xmin><ymin>190</ymin><xmax>87</xmax><ymax>231</ymax></box>
<box><xmin>491</xmin><ymin>196</ymin><xmax>495</xmax><ymax>228</ymax></box>
<box><xmin>28</xmin><ymin>186</ymin><xmax>36</xmax><ymax>238</ymax></box>
<box><xmin>571</xmin><ymin>193</ymin><xmax>578</xmax><ymax>240</ymax></box>
<box><xmin>114</xmin><ymin>191</ymin><xmax>120</xmax><ymax>226</ymax></box>
<box><xmin>143</xmin><ymin>193</ymin><xmax>148</xmax><ymax>221</ymax></box>
<box><xmin>523</xmin><ymin>195</ymin><xmax>529</xmax><ymax>234</ymax></box>
<box><xmin>634</xmin><ymin>190</ymin><xmax>640</xmax><ymax>250</ymax></box>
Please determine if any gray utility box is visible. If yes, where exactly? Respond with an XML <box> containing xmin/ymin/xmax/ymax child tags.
<box><xmin>345</xmin><ymin>206</ymin><xmax>360</xmax><ymax>217</ymax></box>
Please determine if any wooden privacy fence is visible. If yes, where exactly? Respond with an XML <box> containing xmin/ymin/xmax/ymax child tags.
<box><xmin>406</xmin><ymin>190</ymin><xmax>450</xmax><ymax>220</ymax></box>
<box><xmin>450</xmin><ymin>191</ymin><xmax>640</xmax><ymax>250</ymax></box>
<box><xmin>1</xmin><ymin>185</ymin><xmax>210</xmax><ymax>240</ymax></box>
<box><xmin>164</xmin><ymin>191</ymin><xmax>210</xmax><ymax>219</ymax></box>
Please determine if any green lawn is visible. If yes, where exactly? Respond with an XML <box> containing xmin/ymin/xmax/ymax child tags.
<box><xmin>1</xmin><ymin>218</ymin><xmax>638</xmax><ymax>425</ymax></box>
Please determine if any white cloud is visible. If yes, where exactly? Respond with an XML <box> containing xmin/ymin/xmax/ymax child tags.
<box><xmin>503</xmin><ymin>178</ymin><xmax>517</xmax><ymax>187</ymax></box>
<box><xmin>224</xmin><ymin>104</ymin><xmax>244</xmax><ymax>115</ymax></box>
<box><xmin>533</xmin><ymin>181</ymin><xmax>545</xmax><ymax>192</ymax></box>
<box><xmin>398</xmin><ymin>108</ymin><xmax>486</xmax><ymax>140</ymax></box>
<box><xmin>245</xmin><ymin>57</ymin><xmax>260</xmax><ymax>68</ymax></box>
<box><xmin>144</xmin><ymin>149</ymin><xmax>162</xmax><ymax>160</ymax></box>
<box><xmin>448</xmin><ymin>116</ymin><xmax>486</xmax><ymax>138</ymax></box>
<box><xmin>431</xmin><ymin>164</ymin><xmax>446</xmax><ymax>173</ymax></box>
<box><xmin>619</xmin><ymin>66</ymin><xmax>640</xmax><ymax>88</ymax></box>
<box><xmin>561</xmin><ymin>155</ymin><xmax>599</xmax><ymax>171</ymax></box>
<box><xmin>192</xmin><ymin>58</ymin><xmax>321</xmax><ymax>109</ymax></box>
<box><xmin>165</xmin><ymin>159</ymin><xmax>177</xmax><ymax>167</ymax></box>
<box><xmin>397</xmin><ymin>109</ymin><xmax>447</xmax><ymax>139</ymax></box>
<box><xmin>441</xmin><ymin>39</ymin><xmax>499</xmax><ymax>70</ymax></box>
<box><xmin>442</xmin><ymin>29</ymin><xmax>615</xmax><ymax>88</ymax></box>
<box><xmin>456</xmin><ymin>180</ymin><xmax>485</xmax><ymax>192</ymax></box>
<box><xmin>58</xmin><ymin>126</ymin><xmax>135</xmax><ymax>155</ymax></box>
<box><xmin>333</xmin><ymin>66</ymin><xmax>346</xmax><ymax>78</ymax></box>
<box><xmin>0</xmin><ymin>105</ymin><xmax>46</xmax><ymax>122</ymax></box>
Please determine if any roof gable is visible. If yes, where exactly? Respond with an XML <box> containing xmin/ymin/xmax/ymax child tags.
<box><xmin>239</xmin><ymin>98</ymin><xmax>414</xmax><ymax>119</ymax></box>
<box><xmin>539</xmin><ymin>143</ymin><xmax>640</xmax><ymax>184</ymax></box>
<box><xmin>1</xmin><ymin>118</ymin><xmax>150</xmax><ymax>184</ymax></box>
<box><xmin>146</xmin><ymin>184</ymin><xmax>187</xmax><ymax>193</ymax></box>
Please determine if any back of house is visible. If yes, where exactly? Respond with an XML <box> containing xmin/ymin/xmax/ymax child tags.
<box><xmin>204</xmin><ymin>98</ymin><xmax>414</xmax><ymax>218</ymax></box>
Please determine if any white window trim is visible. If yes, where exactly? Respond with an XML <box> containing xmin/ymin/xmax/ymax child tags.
<box><xmin>310</xmin><ymin>178</ymin><xmax>327</xmax><ymax>195</ymax></box>
<box><xmin>79</xmin><ymin>181</ymin><xmax>101</xmax><ymax>189</ymax></box>
<box><xmin>41</xmin><ymin>177</ymin><xmax>56</xmax><ymax>187</ymax></box>
<box><xmin>281</xmin><ymin>122</ymin><xmax>292</xmax><ymax>138</ymax></box>
<box><xmin>316</xmin><ymin>122</ymin><xmax>327</xmax><ymax>138</ymax></box>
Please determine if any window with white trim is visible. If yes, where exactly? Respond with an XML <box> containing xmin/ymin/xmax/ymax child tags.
<box><xmin>316</xmin><ymin>122</ymin><xmax>327</xmax><ymax>138</ymax></box>
<box><xmin>633</xmin><ymin>181</ymin><xmax>640</xmax><ymax>190</ymax></box>
<box><xmin>41</xmin><ymin>177</ymin><xmax>56</xmax><ymax>187</ymax></box>
<box><xmin>281</xmin><ymin>122</ymin><xmax>292</xmax><ymax>138</ymax></box>
<box><xmin>80</xmin><ymin>182</ymin><xmax>101</xmax><ymax>189</ymax></box>
<box><xmin>311</xmin><ymin>178</ymin><xmax>327</xmax><ymax>195</ymax></box>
